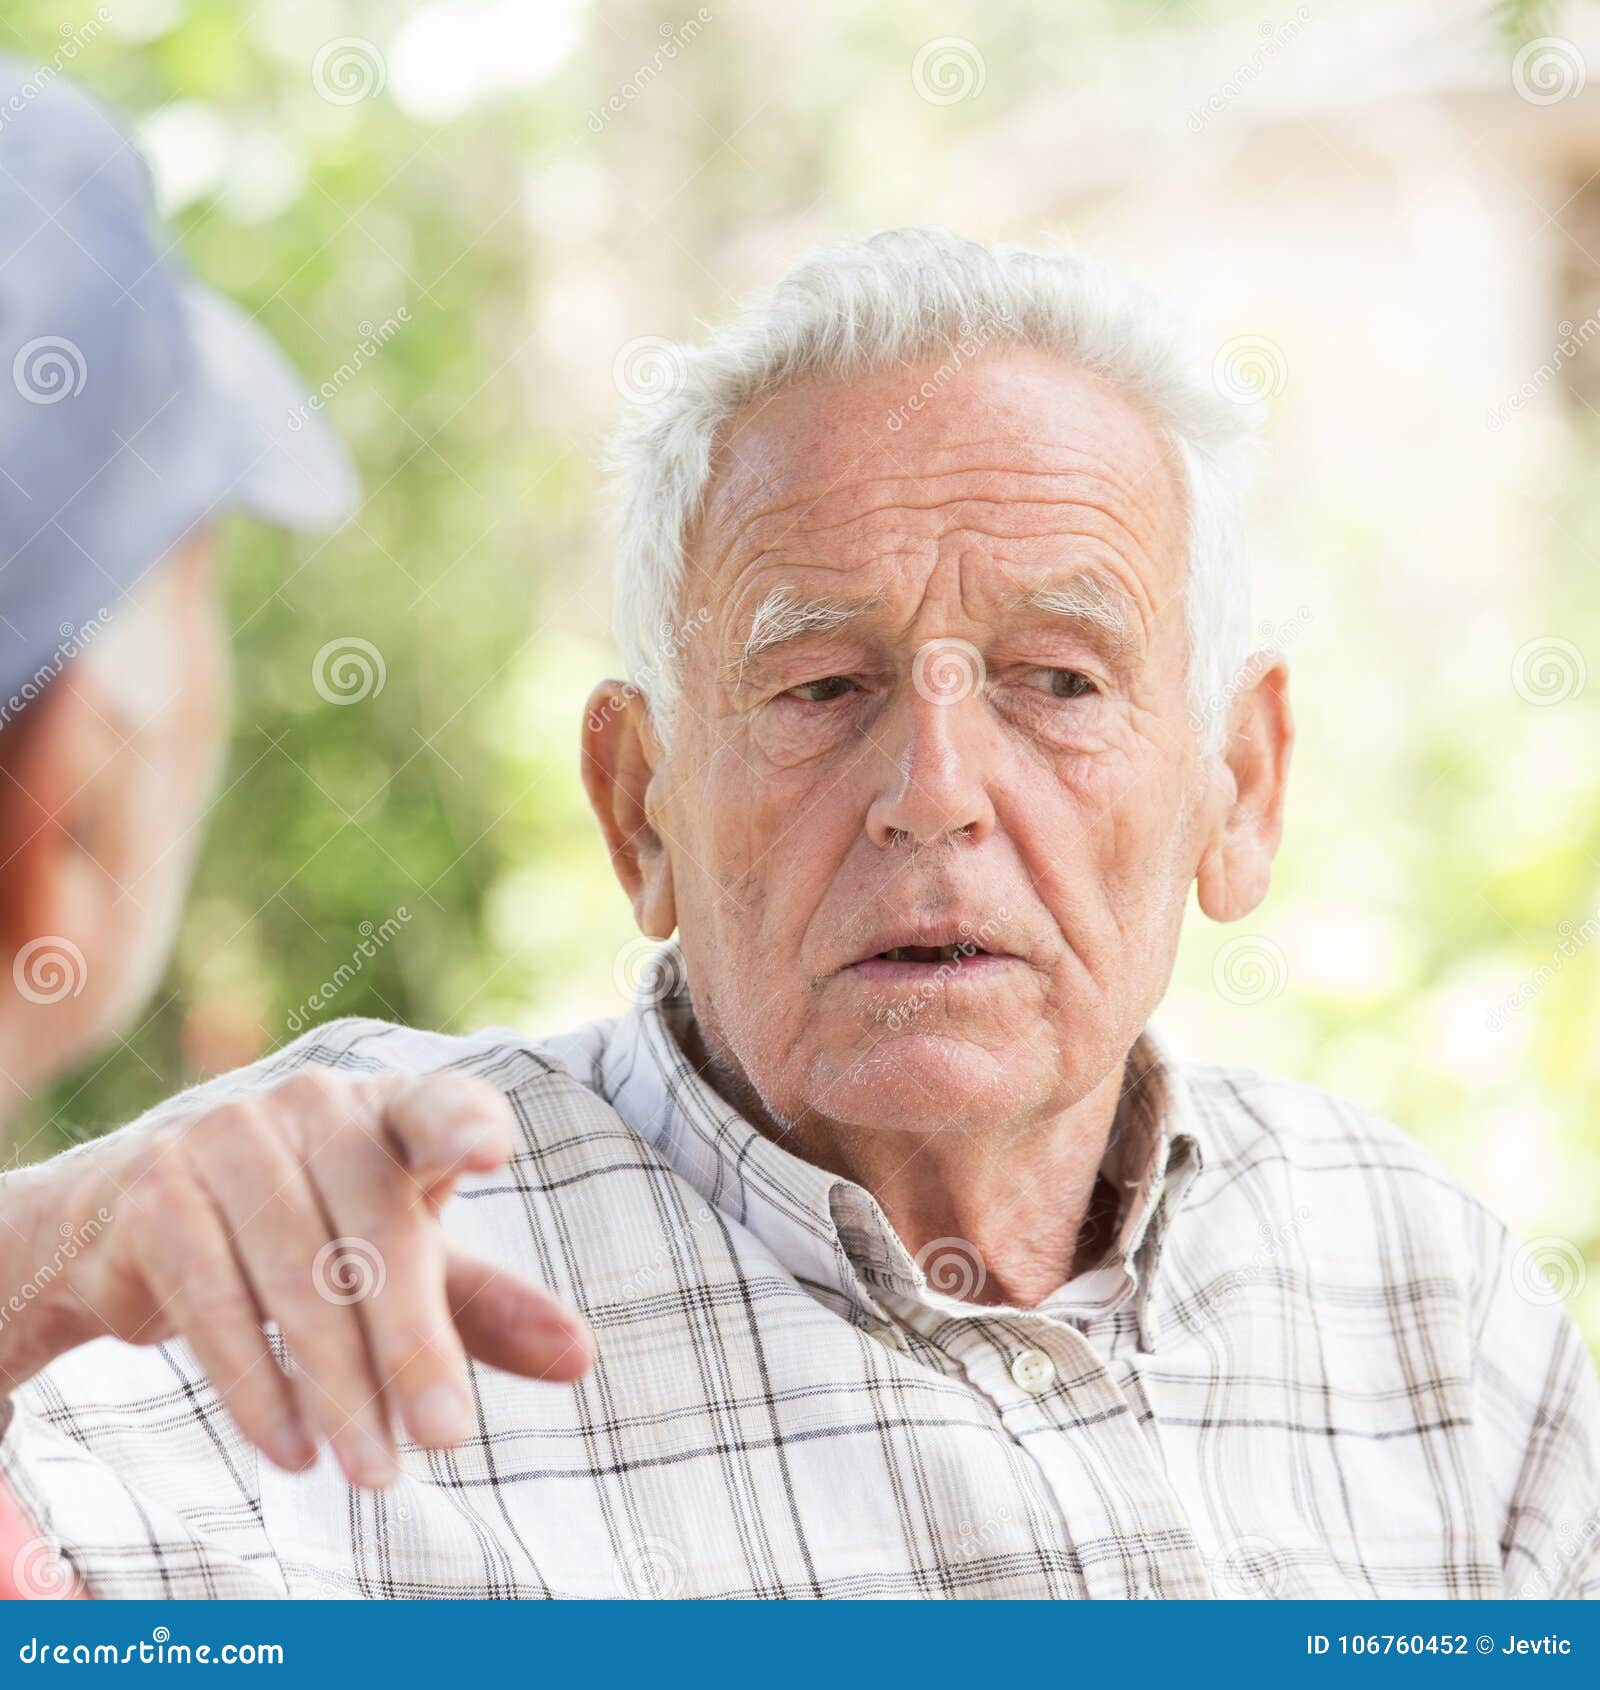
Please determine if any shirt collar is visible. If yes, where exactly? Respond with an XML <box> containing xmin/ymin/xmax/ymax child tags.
<box><xmin>599</xmin><ymin>941</ymin><xmax>1204</xmax><ymax>1349</ymax></box>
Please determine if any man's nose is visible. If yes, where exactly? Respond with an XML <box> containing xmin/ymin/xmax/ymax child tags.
<box><xmin>864</xmin><ymin>680</ymin><xmax>998</xmax><ymax>849</ymax></box>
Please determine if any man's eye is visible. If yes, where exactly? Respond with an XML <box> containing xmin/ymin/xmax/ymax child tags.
<box><xmin>788</xmin><ymin>675</ymin><xmax>857</xmax><ymax>703</ymax></box>
<box><xmin>1022</xmin><ymin>668</ymin><xmax>1098</xmax><ymax>700</ymax></box>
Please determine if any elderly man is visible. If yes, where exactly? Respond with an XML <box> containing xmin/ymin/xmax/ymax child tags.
<box><xmin>0</xmin><ymin>229</ymin><xmax>1595</xmax><ymax>1601</ymax></box>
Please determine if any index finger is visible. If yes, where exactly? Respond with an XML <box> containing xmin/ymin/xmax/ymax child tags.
<box><xmin>446</xmin><ymin>1249</ymin><xmax>594</xmax><ymax>1382</ymax></box>
<box><xmin>375</xmin><ymin>1072</ymin><xmax>517</xmax><ymax>1188</ymax></box>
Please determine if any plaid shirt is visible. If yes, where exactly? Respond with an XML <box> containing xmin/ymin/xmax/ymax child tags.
<box><xmin>3</xmin><ymin>950</ymin><xmax>1597</xmax><ymax>1600</ymax></box>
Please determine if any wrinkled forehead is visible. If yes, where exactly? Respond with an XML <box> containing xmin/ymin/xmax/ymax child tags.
<box><xmin>691</xmin><ymin>348</ymin><xmax>1187</xmax><ymax>594</ymax></box>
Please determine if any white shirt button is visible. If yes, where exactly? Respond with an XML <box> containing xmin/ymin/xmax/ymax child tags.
<box><xmin>869</xmin><ymin>1323</ymin><xmax>907</xmax><ymax>1353</ymax></box>
<box><xmin>1010</xmin><ymin>1347</ymin><xmax>1056</xmax><ymax>1393</ymax></box>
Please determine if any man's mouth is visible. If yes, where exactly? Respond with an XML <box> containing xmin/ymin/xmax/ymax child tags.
<box><xmin>842</xmin><ymin>925</ymin><xmax>1019</xmax><ymax>974</ymax></box>
<box><xmin>872</xmin><ymin>943</ymin><xmax>987</xmax><ymax>964</ymax></box>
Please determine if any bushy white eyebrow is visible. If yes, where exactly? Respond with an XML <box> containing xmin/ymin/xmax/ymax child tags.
<box><xmin>1019</xmin><ymin>572</ymin><xmax>1137</xmax><ymax>656</ymax></box>
<box><xmin>733</xmin><ymin>588</ymin><xmax>879</xmax><ymax>682</ymax></box>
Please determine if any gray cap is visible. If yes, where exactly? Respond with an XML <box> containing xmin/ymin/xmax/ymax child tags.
<box><xmin>0</xmin><ymin>56</ymin><xmax>359</xmax><ymax>717</ymax></box>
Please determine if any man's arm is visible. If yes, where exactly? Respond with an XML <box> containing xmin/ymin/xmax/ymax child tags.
<box><xmin>1470</xmin><ymin>1223</ymin><xmax>1600</xmax><ymax>1599</ymax></box>
<box><xmin>0</xmin><ymin>1032</ymin><xmax>593</xmax><ymax>1491</ymax></box>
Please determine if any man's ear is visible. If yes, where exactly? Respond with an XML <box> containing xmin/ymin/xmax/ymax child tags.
<box><xmin>580</xmin><ymin>681</ymin><xmax>677</xmax><ymax>939</ymax></box>
<box><xmin>1194</xmin><ymin>654</ymin><xmax>1293</xmax><ymax>923</ymax></box>
<box><xmin>0</xmin><ymin>677</ymin><xmax>107</xmax><ymax>948</ymax></box>
<box><xmin>0</xmin><ymin>674</ymin><xmax>130</xmax><ymax>1089</ymax></box>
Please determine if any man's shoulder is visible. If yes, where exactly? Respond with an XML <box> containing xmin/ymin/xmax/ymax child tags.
<box><xmin>203</xmin><ymin>1014</ymin><xmax>643</xmax><ymax>1174</ymax></box>
<box><xmin>1170</xmin><ymin>1054</ymin><xmax>1542</xmax><ymax>1352</ymax></box>
<box><xmin>1174</xmin><ymin>1052</ymin><xmax>1505</xmax><ymax>1249</ymax></box>
<box><xmin>276</xmin><ymin>1013</ymin><xmax>610</xmax><ymax>1088</ymax></box>
<box><xmin>1181</xmin><ymin>1053</ymin><xmax>1463</xmax><ymax>1176</ymax></box>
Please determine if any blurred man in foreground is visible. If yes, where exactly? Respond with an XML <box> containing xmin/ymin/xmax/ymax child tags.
<box><xmin>0</xmin><ymin>54</ymin><xmax>359</xmax><ymax>1124</ymax></box>
<box><xmin>0</xmin><ymin>60</ymin><xmax>592</xmax><ymax>1595</ymax></box>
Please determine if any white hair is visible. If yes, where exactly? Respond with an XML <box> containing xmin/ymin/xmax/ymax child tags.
<box><xmin>605</xmin><ymin>226</ymin><xmax>1262</xmax><ymax>751</ymax></box>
